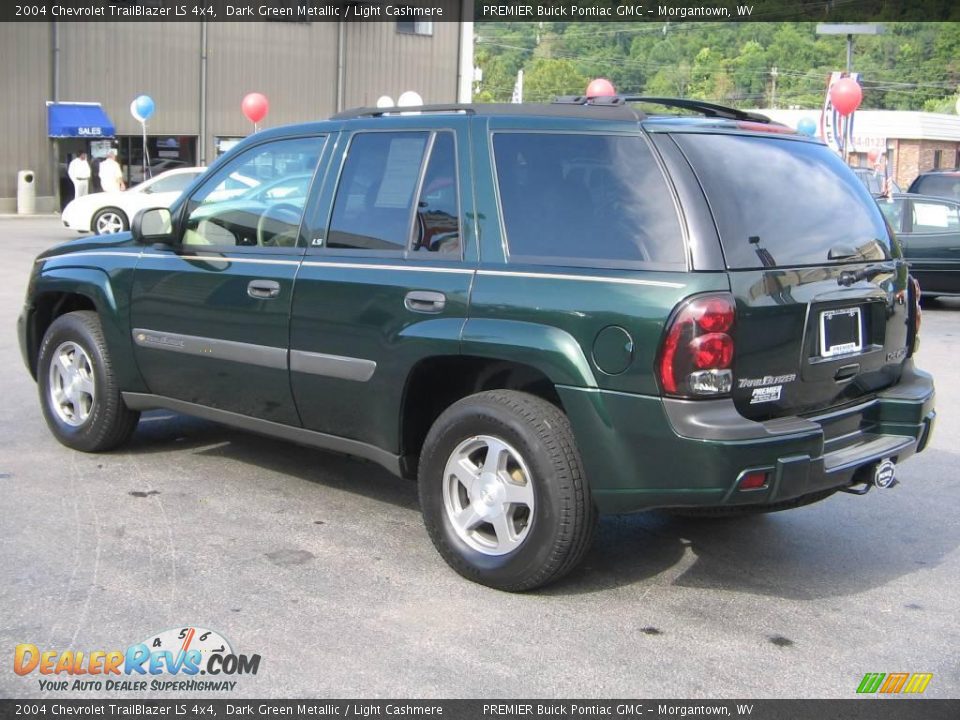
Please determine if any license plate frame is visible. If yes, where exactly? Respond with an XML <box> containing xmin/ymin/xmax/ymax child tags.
<box><xmin>819</xmin><ymin>306</ymin><xmax>863</xmax><ymax>358</ymax></box>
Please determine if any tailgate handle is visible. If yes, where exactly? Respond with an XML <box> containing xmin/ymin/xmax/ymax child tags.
<box><xmin>834</xmin><ymin>363</ymin><xmax>860</xmax><ymax>382</ymax></box>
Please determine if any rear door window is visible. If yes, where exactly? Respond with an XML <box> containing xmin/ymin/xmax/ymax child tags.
<box><xmin>492</xmin><ymin>132</ymin><xmax>686</xmax><ymax>269</ymax></box>
<box><xmin>911</xmin><ymin>198</ymin><xmax>960</xmax><ymax>233</ymax></box>
<box><xmin>412</xmin><ymin>132</ymin><xmax>460</xmax><ymax>256</ymax></box>
<box><xmin>675</xmin><ymin>133</ymin><xmax>893</xmax><ymax>268</ymax></box>
<box><xmin>327</xmin><ymin>131</ymin><xmax>429</xmax><ymax>252</ymax></box>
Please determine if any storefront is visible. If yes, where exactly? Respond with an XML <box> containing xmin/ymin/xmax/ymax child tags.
<box><xmin>3</xmin><ymin>21</ymin><xmax>470</xmax><ymax>213</ymax></box>
<box><xmin>47</xmin><ymin>101</ymin><xmax>115</xmax><ymax>208</ymax></box>
<box><xmin>115</xmin><ymin>135</ymin><xmax>198</xmax><ymax>185</ymax></box>
<box><xmin>48</xmin><ymin>102</ymin><xmax>199</xmax><ymax>206</ymax></box>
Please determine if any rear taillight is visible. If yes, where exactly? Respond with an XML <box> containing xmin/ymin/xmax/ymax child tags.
<box><xmin>908</xmin><ymin>276</ymin><xmax>922</xmax><ymax>356</ymax></box>
<box><xmin>658</xmin><ymin>293</ymin><xmax>736</xmax><ymax>397</ymax></box>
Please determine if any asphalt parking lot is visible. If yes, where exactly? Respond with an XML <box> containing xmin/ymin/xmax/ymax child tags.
<box><xmin>1</xmin><ymin>216</ymin><xmax>958</xmax><ymax>699</ymax></box>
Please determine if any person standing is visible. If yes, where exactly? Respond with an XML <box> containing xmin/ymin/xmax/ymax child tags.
<box><xmin>67</xmin><ymin>152</ymin><xmax>92</xmax><ymax>198</ymax></box>
<box><xmin>98</xmin><ymin>150</ymin><xmax>126</xmax><ymax>193</ymax></box>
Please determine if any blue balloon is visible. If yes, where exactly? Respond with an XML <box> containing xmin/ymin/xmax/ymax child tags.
<box><xmin>133</xmin><ymin>95</ymin><xmax>155</xmax><ymax>122</ymax></box>
<box><xmin>797</xmin><ymin>117</ymin><xmax>817</xmax><ymax>136</ymax></box>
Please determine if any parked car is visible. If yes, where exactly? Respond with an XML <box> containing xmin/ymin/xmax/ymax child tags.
<box><xmin>19</xmin><ymin>97</ymin><xmax>935</xmax><ymax>591</ymax></box>
<box><xmin>851</xmin><ymin>166</ymin><xmax>901</xmax><ymax>196</ymax></box>
<box><xmin>878</xmin><ymin>193</ymin><xmax>960</xmax><ymax>296</ymax></box>
<box><xmin>907</xmin><ymin>170</ymin><xmax>960</xmax><ymax>201</ymax></box>
<box><xmin>61</xmin><ymin>167</ymin><xmax>205</xmax><ymax>234</ymax></box>
<box><xmin>128</xmin><ymin>158</ymin><xmax>193</xmax><ymax>185</ymax></box>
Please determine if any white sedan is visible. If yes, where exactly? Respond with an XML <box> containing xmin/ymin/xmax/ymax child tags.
<box><xmin>61</xmin><ymin>167</ymin><xmax>206</xmax><ymax>234</ymax></box>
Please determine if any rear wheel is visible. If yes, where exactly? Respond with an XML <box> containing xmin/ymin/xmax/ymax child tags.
<box><xmin>92</xmin><ymin>207</ymin><xmax>128</xmax><ymax>234</ymax></box>
<box><xmin>37</xmin><ymin>311</ymin><xmax>139</xmax><ymax>452</ymax></box>
<box><xmin>418</xmin><ymin>390</ymin><xmax>596</xmax><ymax>591</ymax></box>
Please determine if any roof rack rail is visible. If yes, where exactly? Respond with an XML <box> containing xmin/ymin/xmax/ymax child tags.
<box><xmin>552</xmin><ymin>95</ymin><xmax>770</xmax><ymax>123</ymax></box>
<box><xmin>625</xmin><ymin>97</ymin><xmax>771</xmax><ymax>122</ymax></box>
<box><xmin>332</xmin><ymin>104</ymin><xmax>476</xmax><ymax>120</ymax></box>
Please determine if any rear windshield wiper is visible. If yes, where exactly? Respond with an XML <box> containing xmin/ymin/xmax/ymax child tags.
<box><xmin>838</xmin><ymin>263</ymin><xmax>896</xmax><ymax>286</ymax></box>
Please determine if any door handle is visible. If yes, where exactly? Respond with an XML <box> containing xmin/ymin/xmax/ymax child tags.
<box><xmin>404</xmin><ymin>290</ymin><xmax>446</xmax><ymax>314</ymax></box>
<box><xmin>248</xmin><ymin>279</ymin><xmax>281</xmax><ymax>299</ymax></box>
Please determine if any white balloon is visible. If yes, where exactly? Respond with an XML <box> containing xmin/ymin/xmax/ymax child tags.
<box><xmin>376</xmin><ymin>95</ymin><xmax>395</xmax><ymax>108</ymax></box>
<box><xmin>397</xmin><ymin>91</ymin><xmax>423</xmax><ymax>107</ymax></box>
<box><xmin>130</xmin><ymin>99</ymin><xmax>145</xmax><ymax>123</ymax></box>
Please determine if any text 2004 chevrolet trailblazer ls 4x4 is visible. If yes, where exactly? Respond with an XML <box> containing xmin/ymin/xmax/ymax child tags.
<box><xmin>19</xmin><ymin>97</ymin><xmax>935</xmax><ymax>591</ymax></box>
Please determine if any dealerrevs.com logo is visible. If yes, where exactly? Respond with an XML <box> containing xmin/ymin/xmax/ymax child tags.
<box><xmin>857</xmin><ymin>672</ymin><xmax>933</xmax><ymax>694</ymax></box>
<box><xmin>14</xmin><ymin>627</ymin><xmax>261</xmax><ymax>692</ymax></box>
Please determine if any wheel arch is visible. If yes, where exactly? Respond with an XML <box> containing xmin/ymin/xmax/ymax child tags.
<box><xmin>398</xmin><ymin>320</ymin><xmax>599</xmax><ymax>478</ymax></box>
<box><xmin>27</xmin><ymin>268</ymin><xmax>144</xmax><ymax>391</ymax></box>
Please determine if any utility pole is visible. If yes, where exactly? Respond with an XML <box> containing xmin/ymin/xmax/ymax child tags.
<box><xmin>816</xmin><ymin>24</ymin><xmax>885</xmax><ymax>160</ymax></box>
<box><xmin>770</xmin><ymin>66</ymin><xmax>778</xmax><ymax>108</ymax></box>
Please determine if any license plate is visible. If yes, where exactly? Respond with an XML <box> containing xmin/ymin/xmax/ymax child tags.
<box><xmin>820</xmin><ymin>307</ymin><xmax>863</xmax><ymax>358</ymax></box>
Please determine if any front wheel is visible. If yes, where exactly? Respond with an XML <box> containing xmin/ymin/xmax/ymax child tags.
<box><xmin>418</xmin><ymin>390</ymin><xmax>596</xmax><ymax>591</ymax></box>
<box><xmin>92</xmin><ymin>207</ymin><xmax>128</xmax><ymax>234</ymax></box>
<box><xmin>37</xmin><ymin>311</ymin><xmax>140</xmax><ymax>452</ymax></box>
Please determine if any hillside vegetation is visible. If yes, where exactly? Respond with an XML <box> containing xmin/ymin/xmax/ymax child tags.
<box><xmin>475</xmin><ymin>22</ymin><xmax>960</xmax><ymax>111</ymax></box>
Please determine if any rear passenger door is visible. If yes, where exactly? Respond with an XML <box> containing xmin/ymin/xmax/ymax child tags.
<box><xmin>903</xmin><ymin>196</ymin><xmax>960</xmax><ymax>291</ymax></box>
<box><xmin>289</xmin><ymin>120</ymin><xmax>476</xmax><ymax>455</ymax></box>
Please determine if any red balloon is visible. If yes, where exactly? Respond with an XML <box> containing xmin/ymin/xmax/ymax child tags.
<box><xmin>829</xmin><ymin>78</ymin><xmax>862</xmax><ymax>117</ymax></box>
<box><xmin>242</xmin><ymin>93</ymin><xmax>269</xmax><ymax>124</ymax></box>
<box><xmin>586</xmin><ymin>78</ymin><xmax>616</xmax><ymax>97</ymax></box>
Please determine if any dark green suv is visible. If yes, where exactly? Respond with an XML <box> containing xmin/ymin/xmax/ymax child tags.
<box><xmin>18</xmin><ymin>97</ymin><xmax>936</xmax><ymax>591</ymax></box>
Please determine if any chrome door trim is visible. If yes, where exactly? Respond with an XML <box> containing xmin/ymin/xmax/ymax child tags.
<box><xmin>131</xmin><ymin>328</ymin><xmax>287</xmax><ymax>370</ymax></box>
<box><xmin>289</xmin><ymin>349</ymin><xmax>376</xmax><ymax>382</ymax></box>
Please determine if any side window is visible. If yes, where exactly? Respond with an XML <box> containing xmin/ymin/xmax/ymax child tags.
<box><xmin>145</xmin><ymin>172</ymin><xmax>198</xmax><ymax>194</ymax></box>
<box><xmin>912</xmin><ymin>200</ymin><xmax>960</xmax><ymax>233</ymax></box>
<box><xmin>327</xmin><ymin>132</ymin><xmax>429</xmax><ymax>251</ymax></box>
<box><xmin>182</xmin><ymin>136</ymin><xmax>324</xmax><ymax>249</ymax></box>
<box><xmin>412</xmin><ymin>133</ymin><xmax>460</xmax><ymax>255</ymax></box>
<box><xmin>493</xmin><ymin>132</ymin><xmax>685</xmax><ymax>268</ymax></box>
<box><xmin>878</xmin><ymin>199</ymin><xmax>904</xmax><ymax>232</ymax></box>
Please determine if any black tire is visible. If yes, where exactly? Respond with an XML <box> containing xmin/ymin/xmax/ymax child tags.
<box><xmin>418</xmin><ymin>390</ymin><xmax>596</xmax><ymax>592</ymax></box>
<box><xmin>91</xmin><ymin>207</ymin><xmax>129</xmax><ymax>235</ymax></box>
<box><xmin>37</xmin><ymin>310</ymin><xmax>140</xmax><ymax>452</ymax></box>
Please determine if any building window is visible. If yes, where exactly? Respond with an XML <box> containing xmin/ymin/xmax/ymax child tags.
<box><xmin>933</xmin><ymin>149</ymin><xmax>943</xmax><ymax>169</ymax></box>
<box><xmin>396</xmin><ymin>19</ymin><xmax>433</xmax><ymax>36</ymax></box>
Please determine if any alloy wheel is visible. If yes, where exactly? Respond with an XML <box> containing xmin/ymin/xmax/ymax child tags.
<box><xmin>442</xmin><ymin>435</ymin><xmax>535</xmax><ymax>556</ymax></box>
<box><xmin>47</xmin><ymin>341</ymin><xmax>96</xmax><ymax>427</ymax></box>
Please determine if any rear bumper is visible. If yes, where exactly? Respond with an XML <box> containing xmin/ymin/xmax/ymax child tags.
<box><xmin>558</xmin><ymin>360</ymin><xmax>935</xmax><ymax>514</ymax></box>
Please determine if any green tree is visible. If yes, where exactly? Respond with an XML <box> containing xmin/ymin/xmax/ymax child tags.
<box><xmin>523</xmin><ymin>58</ymin><xmax>589</xmax><ymax>102</ymax></box>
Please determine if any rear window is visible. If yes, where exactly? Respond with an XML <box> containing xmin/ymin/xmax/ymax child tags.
<box><xmin>910</xmin><ymin>174</ymin><xmax>960</xmax><ymax>200</ymax></box>
<box><xmin>493</xmin><ymin>133</ymin><xmax>685</xmax><ymax>269</ymax></box>
<box><xmin>675</xmin><ymin>134</ymin><xmax>893</xmax><ymax>269</ymax></box>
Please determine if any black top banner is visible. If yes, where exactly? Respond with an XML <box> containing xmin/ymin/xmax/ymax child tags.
<box><xmin>0</xmin><ymin>700</ymin><xmax>958</xmax><ymax>720</ymax></box>
<box><xmin>3</xmin><ymin>0</ymin><xmax>959</xmax><ymax>23</ymax></box>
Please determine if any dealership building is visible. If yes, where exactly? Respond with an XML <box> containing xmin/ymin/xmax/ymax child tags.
<box><xmin>1</xmin><ymin>16</ymin><xmax>473</xmax><ymax>212</ymax></box>
<box><xmin>760</xmin><ymin>108</ymin><xmax>960</xmax><ymax>190</ymax></box>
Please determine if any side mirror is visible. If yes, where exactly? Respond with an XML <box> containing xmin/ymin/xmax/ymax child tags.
<box><xmin>132</xmin><ymin>207</ymin><xmax>174</xmax><ymax>245</ymax></box>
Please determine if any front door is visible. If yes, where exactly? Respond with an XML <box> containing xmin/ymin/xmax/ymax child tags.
<box><xmin>130</xmin><ymin>134</ymin><xmax>329</xmax><ymax>425</ymax></box>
